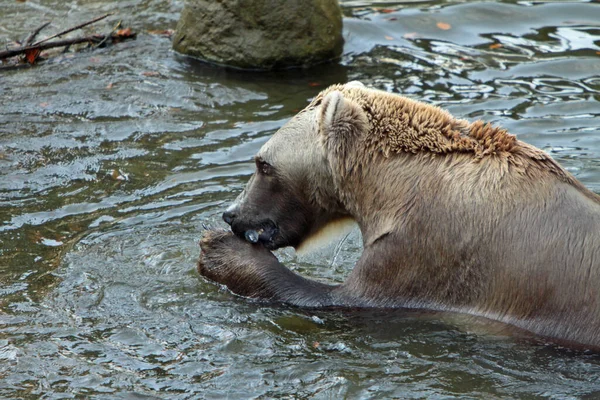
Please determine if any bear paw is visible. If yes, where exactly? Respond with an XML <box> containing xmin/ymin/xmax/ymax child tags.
<box><xmin>198</xmin><ymin>229</ymin><xmax>279</xmax><ymax>298</ymax></box>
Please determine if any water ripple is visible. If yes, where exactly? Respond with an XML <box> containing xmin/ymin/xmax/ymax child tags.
<box><xmin>1</xmin><ymin>0</ymin><xmax>600</xmax><ymax>398</ymax></box>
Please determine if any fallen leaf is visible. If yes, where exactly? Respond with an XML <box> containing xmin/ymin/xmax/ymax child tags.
<box><xmin>106</xmin><ymin>82</ymin><xmax>114</xmax><ymax>89</ymax></box>
<box><xmin>308</xmin><ymin>82</ymin><xmax>321</xmax><ymax>87</ymax></box>
<box><xmin>385</xmin><ymin>35</ymin><xmax>394</xmax><ymax>40</ymax></box>
<box><xmin>385</xmin><ymin>17</ymin><xmax>398</xmax><ymax>21</ymax></box>
<box><xmin>24</xmin><ymin>48</ymin><xmax>40</xmax><ymax>64</ymax></box>
<box><xmin>380</xmin><ymin>8</ymin><xmax>395</xmax><ymax>13</ymax></box>
<box><xmin>313</xmin><ymin>341</ymin><xmax>320</xmax><ymax>348</ymax></box>
<box><xmin>489</xmin><ymin>43</ymin><xmax>503</xmax><ymax>49</ymax></box>
<box><xmin>596</xmin><ymin>51</ymin><xmax>600</xmax><ymax>56</ymax></box>
<box><xmin>142</xmin><ymin>71</ymin><xmax>160</xmax><ymax>77</ymax></box>
<box><xmin>403</xmin><ymin>32</ymin><xmax>419</xmax><ymax>39</ymax></box>
<box><xmin>116</xmin><ymin>28</ymin><xmax>132</xmax><ymax>36</ymax></box>
<box><xmin>39</xmin><ymin>102</ymin><xmax>49</xmax><ymax>108</ymax></box>
<box><xmin>112</xmin><ymin>27</ymin><xmax>136</xmax><ymax>42</ymax></box>
<box><xmin>436</xmin><ymin>22</ymin><xmax>451</xmax><ymax>30</ymax></box>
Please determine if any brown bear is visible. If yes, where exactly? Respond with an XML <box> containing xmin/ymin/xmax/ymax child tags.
<box><xmin>198</xmin><ymin>82</ymin><xmax>600</xmax><ymax>348</ymax></box>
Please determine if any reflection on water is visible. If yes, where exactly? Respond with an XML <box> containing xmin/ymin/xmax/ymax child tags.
<box><xmin>1</xmin><ymin>0</ymin><xmax>600</xmax><ymax>397</ymax></box>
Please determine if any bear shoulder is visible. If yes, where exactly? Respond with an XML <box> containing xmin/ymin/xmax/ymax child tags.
<box><xmin>311</xmin><ymin>84</ymin><xmax>595</xmax><ymax>198</ymax></box>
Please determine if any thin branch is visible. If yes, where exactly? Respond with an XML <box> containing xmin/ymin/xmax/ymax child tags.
<box><xmin>23</xmin><ymin>21</ymin><xmax>51</xmax><ymax>47</ymax></box>
<box><xmin>0</xmin><ymin>32</ymin><xmax>129</xmax><ymax>60</ymax></box>
<box><xmin>32</xmin><ymin>13</ymin><xmax>112</xmax><ymax>46</ymax></box>
<box><xmin>95</xmin><ymin>20</ymin><xmax>121</xmax><ymax>49</ymax></box>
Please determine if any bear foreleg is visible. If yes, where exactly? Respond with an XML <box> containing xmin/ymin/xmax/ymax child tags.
<box><xmin>198</xmin><ymin>230</ymin><xmax>343</xmax><ymax>307</ymax></box>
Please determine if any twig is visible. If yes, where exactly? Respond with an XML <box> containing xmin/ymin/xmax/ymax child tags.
<box><xmin>0</xmin><ymin>32</ymin><xmax>131</xmax><ymax>60</ymax></box>
<box><xmin>23</xmin><ymin>21</ymin><xmax>51</xmax><ymax>47</ymax></box>
<box><xmin>32</xmin><ymin>13</ymin><xmax>112</xmax><ymax>46</ymax></box>
<box><xmin>96</xmin><ymin>20</ymin><xmax>121</xmax><ymax>48</ymax></box>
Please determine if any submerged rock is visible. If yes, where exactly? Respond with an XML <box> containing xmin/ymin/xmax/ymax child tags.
<box><xmin>172</xmin><ymin>0</ymin><xmax>344</xmax><ymax>70</ymax></box>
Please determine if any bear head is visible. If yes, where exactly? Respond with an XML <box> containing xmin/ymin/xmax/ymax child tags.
<box><xmin>222</xmin><ymin>81</ymin><xmax>368</xmax><ymax>251</ymax></box>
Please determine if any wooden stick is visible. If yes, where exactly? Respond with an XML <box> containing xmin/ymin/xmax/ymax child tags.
<box><xmin>0</xmin><ymin>32</ymin><xmax>131</xmax><ymax>60</ymax></box>
<box><xmin>95</xmin><ymin>20</ymin><xmax>121</xmax><ymax>49</ymax></box>
<box><xmin>32</xmin><ymin>13</ymin><xmax>112</xmax><ymax>46</ymax></box>
<box><xmin>24</xmin><ymin>21</ymin><xmax>51</xmax><ymax>47</ymax></box>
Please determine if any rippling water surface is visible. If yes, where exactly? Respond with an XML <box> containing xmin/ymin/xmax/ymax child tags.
<box><xmin>1</xmin><ymin>0</ymin><xmax>600</xmax><ymax>398</ymax></box>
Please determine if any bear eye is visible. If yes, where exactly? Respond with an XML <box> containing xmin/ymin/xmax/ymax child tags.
<box><xmin>256</xmin><ymin>159</ymin><xmax>272</xmax><ymax>175</ymax></box>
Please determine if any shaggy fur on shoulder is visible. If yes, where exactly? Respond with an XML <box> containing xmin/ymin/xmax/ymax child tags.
<box><xmin>309</xmin><ymin>85</ymin><xmax>584</xmax><ymax>190</ymax></box>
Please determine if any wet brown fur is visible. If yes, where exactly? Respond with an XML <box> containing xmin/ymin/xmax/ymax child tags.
<box><xmin>199</xmin><ymin>83</ymin><xmax>600</xmax><ymax>348</ymax></box>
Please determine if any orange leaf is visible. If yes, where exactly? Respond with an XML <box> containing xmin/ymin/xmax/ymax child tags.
<box><xmin>25</xmin><ymin>48</ymin><xmax>40</xmax><ymax>64</ymax></box>
<box><xmin>116</xmin><ymin>28</ymin><xmax>132</xmax><ymax>36</ymax></box>
<box><xmin>403</xmin><ymin>32</ymin><xmax>418</xmax><ymax>39</ymax></box>
<box><xmin>436</xmin><ymin>22</ymin><xmax>451</xmax><ymax>30</ymax></box>
<box><xmin>489</xmin><ymin>43</ymin><xmax>503</xmax><ymax>49</ymax></box>
<box><xmin>308</xmin><ymin>82</ymin><xmax>321</xmax><ymax>87</ymax></box>
<box><xmin>385</xmin><ymin>35</ymin><xmax>394</xmax><ymax>41</ymax></box>
<box><xmin>380</xmin><ymin>8</ymin><xmax>395</xmax><ymax>13</ymax></box>
<box><xmin>142</xmin><ymin>71</ymin><xmax>160</xmax><ymax>77</ymax></box>
<box><xmin>596</xmin><ymin>51</ymin><xmax>600</xmax><ymax>56</ymax></box>
<box><xmin>112</xmin><ymin>28</ymin><xmax>136</xmax><ymax>43</ymax></box>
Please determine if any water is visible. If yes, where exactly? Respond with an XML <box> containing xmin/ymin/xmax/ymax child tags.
<box><xmin>1</xmin><ymin>0</ymin><xmax>600</xmax><ymax>398</ymax></box>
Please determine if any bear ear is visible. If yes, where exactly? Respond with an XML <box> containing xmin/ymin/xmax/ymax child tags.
<box><xmin>319</xmin><ymin>91</ymin><xmax>369</xmax><ymax>146</ymax></box>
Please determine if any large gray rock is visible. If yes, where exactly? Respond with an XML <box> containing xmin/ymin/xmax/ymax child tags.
<box><xmin>172</xmin><ymin>0</ymin><xmax>343</xmax><ymax>70</ymax></box>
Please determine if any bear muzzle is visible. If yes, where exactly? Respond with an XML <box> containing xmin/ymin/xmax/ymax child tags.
<box><xmin>244</xmin><ymin>225</ymin><xmax>279</xmax><ymax>245</ymax></box>
<box><xmin>222</xmin><ymin>208</ymin><xmax>279</xmax><ymax>248</ymax></box>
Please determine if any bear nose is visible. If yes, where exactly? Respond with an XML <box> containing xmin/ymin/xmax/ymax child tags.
<box><xmin>222</xmin><ymin>209</ymin><xmax>236</xmax><ymax>225</ymax></box>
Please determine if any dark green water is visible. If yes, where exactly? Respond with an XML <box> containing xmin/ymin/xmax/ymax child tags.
<box><xmin>1</xmin><ymin>0</ymin><xmax>600</xmax><ymax>398</ymax></box>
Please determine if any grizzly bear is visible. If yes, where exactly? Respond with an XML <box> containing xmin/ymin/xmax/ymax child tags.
<box><xmin>198</xmin><ymin>82</ymin><xmax>600</xmax><ymax>348</ymax></box>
